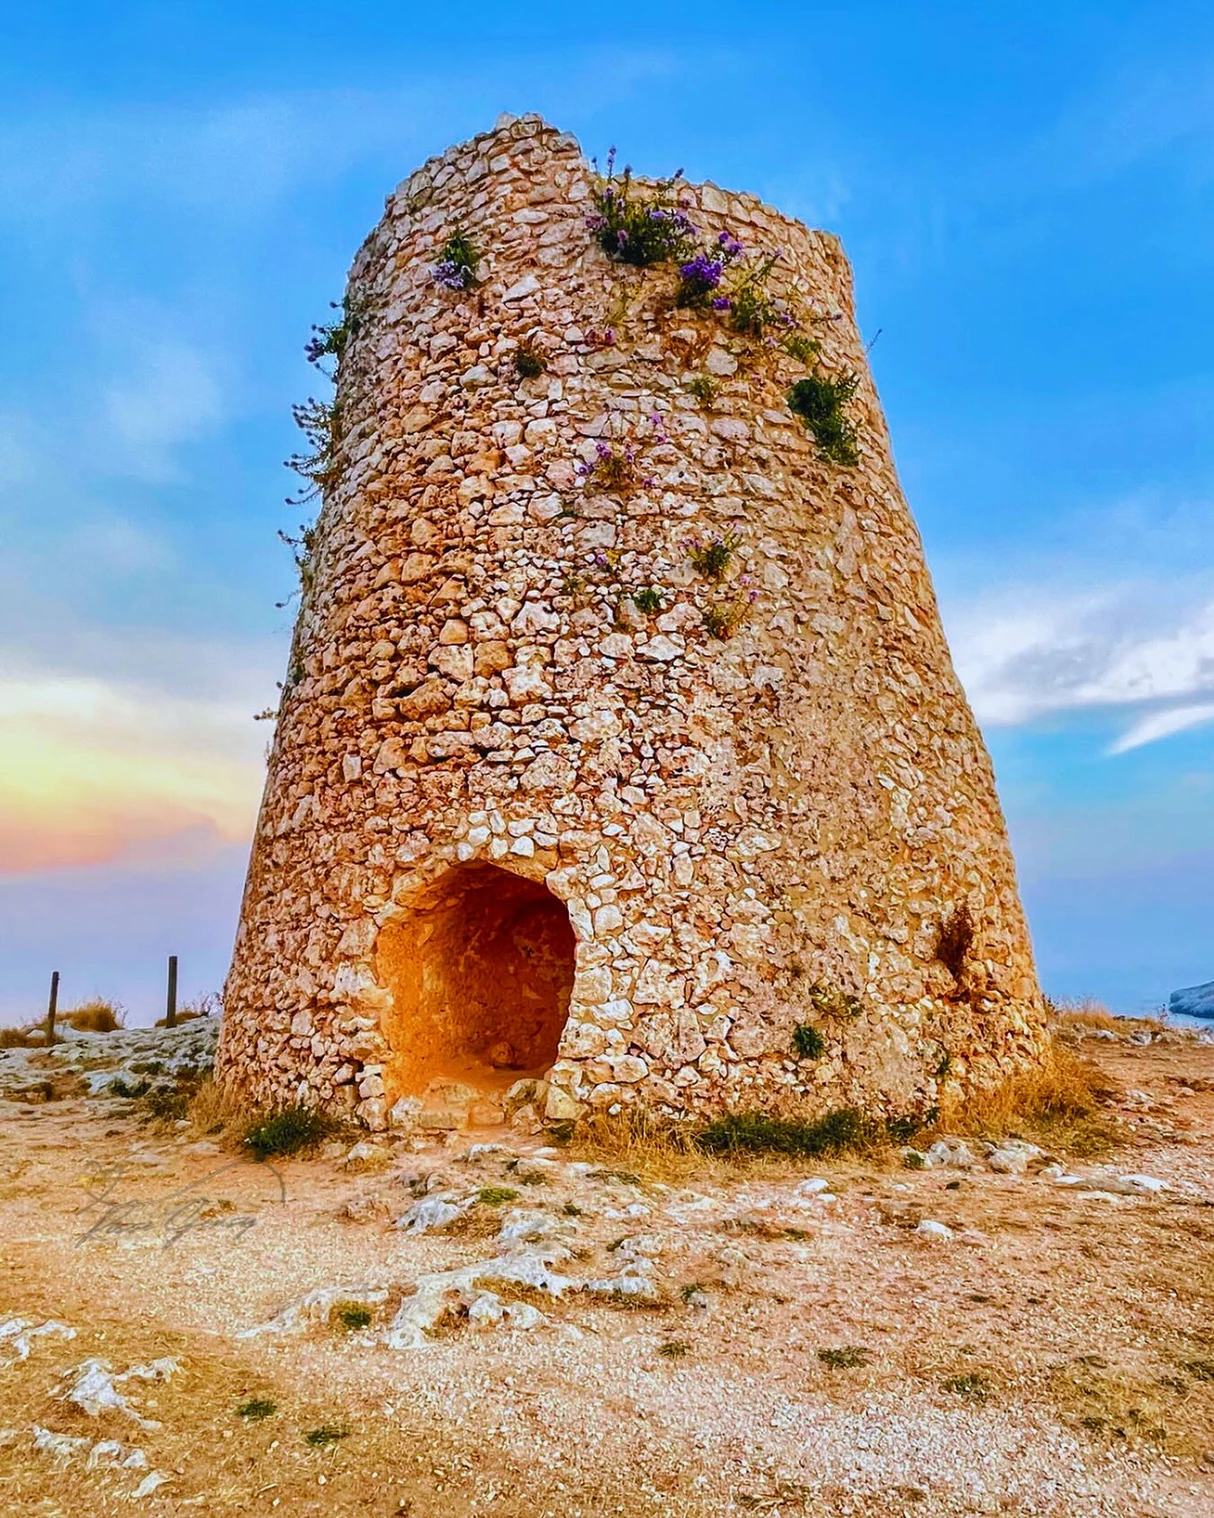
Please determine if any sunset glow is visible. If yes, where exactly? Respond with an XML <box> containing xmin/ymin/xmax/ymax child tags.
<box><xmin>0</xmin><ymin>673</ymin><xmax>264</xmax><ymax>875</ymax></box>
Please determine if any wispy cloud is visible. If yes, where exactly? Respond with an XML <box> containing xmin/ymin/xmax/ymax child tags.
<box><xmin>100</xmin><ymin>335</ymin><xmax>226</xmax><ymax>482</ymax></box>
<box><xmin>947</xmin><ymin>582</ymin><xmax>1214</xmax><ymax>750</ymax></box>
<box><xmin>0</xmin><ymin>94</ymin><xmax>404</xmax><ymax>226</ymax></box>
<box><xmin>66</xmin><ymin>515</ymin><xmax>173</xmax><ymax>575</ymax></box>
<box><xmin>1035</xmin><ymin>58</ymin><xmax>1214</xmax><ymax>189</ymax></box>
<box><xmin>0</xmin><ymin>666</ymin><xmax>266</xmax><ymax>875</ymax></box>
<box><xmin>1109</xmin><ymin>703</ymin><xmax>1214</xmax><ymax>755</ymax></box>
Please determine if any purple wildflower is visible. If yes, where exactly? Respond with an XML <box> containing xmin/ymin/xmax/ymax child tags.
<box><xmin>679</xmin><ymin>255</ymin><xmax>724</xmax><ymax>287</ymax></box>
<box><xmin>676</xmin><ymin>253</ymin><xmax>727</xmax><ymax>308</ymax></box>
<box><xmin>711</xmin><ymin>296</ymin><xmax>732</xmax><ymax>311</ymax></box>
<box><xmin>432</xmin><ymin>258</ymin><xmax>473</xmax><ymax>290</ymax></box>
<box><xmin>595</xmin><ymin>440</ymin><xmax>613</xmax><ymax>459</ymax></box>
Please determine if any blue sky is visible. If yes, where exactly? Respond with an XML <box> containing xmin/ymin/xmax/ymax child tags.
<box><xmin>1</xmin><ymin>1</ymin><xmax>1211</xmax><ymax>1022</ymax></box>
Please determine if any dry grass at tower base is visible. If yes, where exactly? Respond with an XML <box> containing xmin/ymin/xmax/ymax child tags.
<box><xmin>204</xmin><ymin>1030</ymin><xmax>1113</xmax><ymax>1176</ymax></box>
<box><xmin>2</xmin><ymin>1019</ymin><xmax>1214</xmax><ymax>1515</ymax></box>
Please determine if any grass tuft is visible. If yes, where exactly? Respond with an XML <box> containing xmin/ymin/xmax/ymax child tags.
<box><xmin>943</xmin><ymin>1371</ymin><xmax>991</xmax><ymax>1402</ymax></box>
<box><xmin>303</xmin><ymin>1425</ymin><xmax>348</xmax><ymax>1448</ymax></box>
<box><xmin>1048</xmin><ymin>1363</ymin><xmax>1167</xmax><ymax>1447</ymax></box>
<box><xmin>659</xmin><ymin>1340</ymin><xmax>692</xmax><ymax>1359</ymax></box>
<box><xmin>1048</xmin><ymin>997</ymin><xmax>1121</xmax><ymax>1033</ymax></box>
<box><xmin>139</xmin><ymin>1087</ymin><xmax>194</xmax><ymax>1123</ymax></box>
<box><xmin>333</xmin><ymin>1302</ymin><xmax>373</xmax><ymax>1331</ymax></box>
<box><xmin>184</xmin><ymin>1077</ymin><xmax>259</xmax><ymax>1140</ymax></box>
<box><xmin>476</xmin><ymin>1186</ymin><xmax>521</xmax><ymax>1206</ymax></box>
<box><xmin>65</xmin><ymin>999</ymin><xmax>126</xmax><ymax>1033</ymax></box>
<box><xmin>937</xmin><ymin>1047</ymin><xmax>1120</xmax><ymax>1158</ymax></box>
<box><xmin>244</xmin><ymin>1105</ymin><xmax>337</xmax><ymax>1160</ymax></box>
<box><xmin>818</xmin><ymin>1346</ymin><xmax>870</xmax><ymax>1369</ymax></box>
<box><xmin>696</xmin><ymin>1108</ymin><xmax>877</xmax><ymax>1159</ymax></box>
<box><xmin>237</xmin><ymin>1397</ymin><xmax>277</xmax><ymax>1421</ymax></box>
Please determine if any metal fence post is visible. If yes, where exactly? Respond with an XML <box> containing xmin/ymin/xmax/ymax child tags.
<box><xmin>165</xmin><ymin>955</ymin><xmax>178</xmax><ymax>1029</ymax></box>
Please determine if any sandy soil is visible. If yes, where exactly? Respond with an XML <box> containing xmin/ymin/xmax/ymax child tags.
<box><xmin>2</xmin><ymin>1031</ymin><xmax>1213</xmax><ymax>1517</ymax></box>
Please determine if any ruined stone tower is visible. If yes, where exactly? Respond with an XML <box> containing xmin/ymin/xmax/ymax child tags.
<box><xmin>217</xmin><ymin>115</ymin><xmax>1047</xmax><ymax>1131</ymax></box>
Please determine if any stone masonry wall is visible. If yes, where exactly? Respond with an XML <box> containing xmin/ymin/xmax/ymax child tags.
<box><xmin>217</xmin><ymin>114</ymin><xmax>1048</xmax><ymax>1130</ymax></box>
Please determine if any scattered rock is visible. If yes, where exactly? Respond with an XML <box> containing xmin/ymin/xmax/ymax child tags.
<box><xmin>794</xmin><ymin>1178</ymin><xmax>832</xmax><ymax>1197</ymax></box>
<box><xmin>0</xmin><ymin>1316</ymin><xmax>76</xmax><ymax>1364</ymax></box>
<box><xmin>924</xmin><ymin>1140</ymin><xmax>976</xmax><ymax>1170</ymax></box>
<box><xmin>394</xmin><ymin>1196</ymin><xmax>470</xmax><ymax>1233</ymax></box>
<box><xmin>383</xmin><ymin>1247</ymin><xmax>574</xmax><ymax>1350</ymax></box>
<box><xmin>915</xmin><ymin>1220</ymin><xmax>954</xmax><ymax>1243</ymax></box>
<box><xmin>987</xmin><ymin>1147</ymin><xmax>1032</xmax><ymax>1175</ymax></box>
<box><xmin>132</xmin><ymin>1471</ymin><xmax>172</xmax><ymax>1499</ymax></box>
<box><xmin>32</xmin><ymin>1426</ymin><xmax>92</xmax><ymax>1460</ymax></box>
<box><xmin>238</xmin><ymin>1285</ymin><xmax>389</xmax><ymax>1338</ymax></box>
<box><xmin>343</xmin><ymin>1140</ymin><xmax>392</xmax><ymax>1173</ymax></box>
<box><xmin>54</xmin><ymin>1358</ymin><xmax>179</xmax><ymax>1428</ymax></box>
<box><xmin>341</xmin><ymin>1193</ymin><xmax>393</xmax><ymax>1224</ymax></box>
<box><xmin>388</xmin><ymin>1096</ymin><xmax>422</xmax><ymax>1132</ymax></box>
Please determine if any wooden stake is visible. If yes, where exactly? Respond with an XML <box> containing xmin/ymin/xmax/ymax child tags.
<box><xmin>46</xmin><ymin>970</ymin><xmax>59</xmax><ymax>1047</ymax></box>
<box><xmin>165</xmin><ymin>955</ymin><xmax>178</xmax><ymax>1030</ymax></box>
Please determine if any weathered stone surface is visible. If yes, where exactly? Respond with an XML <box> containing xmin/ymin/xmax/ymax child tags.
<box><xmin>218</xmin><ymin>114</ymin><xmax>1047</xmax><ymax>1127</ymax></box>
<box><xmin>1171</xmin><ymin>980</ymin><xmax>1214</xmax><ymax>1020</ymax></box>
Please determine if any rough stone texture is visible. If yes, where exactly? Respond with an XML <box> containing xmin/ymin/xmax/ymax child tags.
<box><xmin>217</xmin><ymin>114</ymin><xmax>1048</xmax><ymax>1129</ymax></box>
<box><xmin>1170</xmin><ymin>980</ymin><xmax>1214</xmax><ymax>1020</ymax></box>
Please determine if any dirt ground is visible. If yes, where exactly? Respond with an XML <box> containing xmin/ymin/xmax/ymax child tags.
<box><xmin>2</xmin><ymin>1030</ymin><xmax>1213</xmax><ymax>1517</ymax></box>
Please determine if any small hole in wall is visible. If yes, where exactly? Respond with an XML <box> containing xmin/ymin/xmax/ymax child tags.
<box><xmin>935</xmin><ymin>903</ymin><xmax>975</xmax><ymax>982</ymax></box>
<box><xmin>376</xmin><ymin>864</ymin><xmax>576</xmax><ymax>1099</ymax></box>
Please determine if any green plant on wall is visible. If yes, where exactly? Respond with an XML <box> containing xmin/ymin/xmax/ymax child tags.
<box><xmin>781</xmin><ymin>332</ymin><xmax>821</xmax><ymax>365</ymax></box>
<box><xmin>726</xmin><ymin>251</ymin><xmax>796</xmax><ymax>337</ymax></box>
<box><xmin>687</xmin><ymin>373</ymin><xmax>717</xmax><ymax>407</ymax></box>
<box><xmin>701</xmin><ymin>586</ymin><xmax>756</xmax><ymax>641</ymax></box>
<box><xmin>277</xmin><ymin>522</ymin><xmax>318</xmax><ymax>596</ymax></box>
<box><xmin>807</xmin><ymin>981</ymin><xmax>863</xmax><ymax>1020</ymax></box>
<box><xmin>588</xmin><ymin>148</ymin><xmax>699</xmax><ymax>267</ymax></box>
<box><xmin>514</xmin><ymin>338</ymin><xmax>547</xmax><ymax>378</ymax></box>
<box><xmin>305</xmin><ymin>295</ymin><xmax>363</xmax><ymax>375</ymax></box>
<box><xmin>632</xmin><ymin>586</ymin><xmax>664</xmax><ymax>615</ymax></box>
<box><xmin>432</xmin><ymin>228</ymin><xmax>479</xmax><ymax>290</ymax></box>
<box><xmin>687</xmin><ymin>531</ymin><xmax>742</xmax><ymax>581</ymax></box>
<box><xmin>788</xmin><ymin>371</ymin><xmax>860</xmax><ymax>467</ymax></box>
<box><xmin>285</xmin><ymin>397</ymin><xmax>341</xmax><ymax>505</ymax></box>
<box><xmin>792</xmin><ymin>1024</ymin><xmax>826</xmax><ymax>1059</ymax></box>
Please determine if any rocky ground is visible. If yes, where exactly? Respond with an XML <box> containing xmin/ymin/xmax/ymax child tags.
<box><xmin>2</xmin><ymin>1019</ymin><xmax>1214</xmax><ymax>1516</ymax></box>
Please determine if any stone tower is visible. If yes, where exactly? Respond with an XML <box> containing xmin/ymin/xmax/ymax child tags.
<box><xmin>217</xmin><ymin>115</ymin><xmax>1047</xmax><ymax>1131</ymax></box>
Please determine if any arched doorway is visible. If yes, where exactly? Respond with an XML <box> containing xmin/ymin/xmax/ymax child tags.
<box><xmin>376</xmin><ymin>863</ymin><xmax>576</xmax><ymax>1101</ymax></box>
